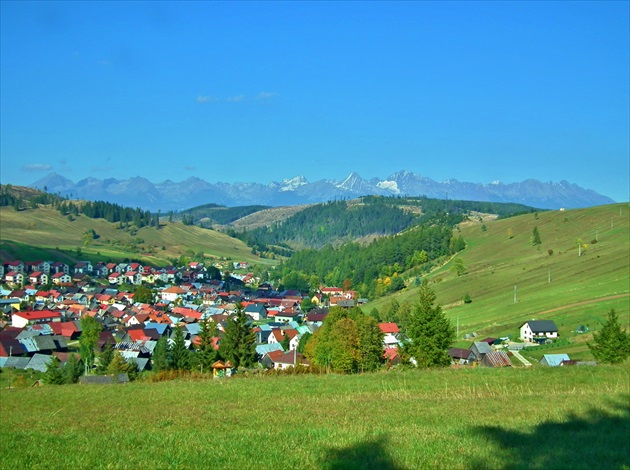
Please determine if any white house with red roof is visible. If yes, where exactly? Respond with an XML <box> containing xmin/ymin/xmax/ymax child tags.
<box><xmin>29</xmin><ymin>272</ymin><xmax>49</xmax><ymax>286</ymax></box>
<box><xmin>160</xmin><ymin>286</ymin><xmax>186</xmax><ymax>302</ymax></box>
<box><xmin>4</xmin><ymin>271</ymin><xmax>24</xmax><ymax>286</ymax></box>
<box><xmin>12</xmin><ymin>310</ymin><xmax>62</xmax><ymax>328</ymax></box>
<box><xmin>51</xmin><ymin>272</ymin><xmax>71</xmax><ymax>285</ymax></box>
<box><xmin>379</xmin><ymin>323</ymin><xmax>400</xmax><ymax>349</ymax></box>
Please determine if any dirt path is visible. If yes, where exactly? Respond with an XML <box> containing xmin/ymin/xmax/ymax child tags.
<box><xmin>535</xmin><ymin>293</ymin><xmax>629</xmax><ymax>316</ymax></box>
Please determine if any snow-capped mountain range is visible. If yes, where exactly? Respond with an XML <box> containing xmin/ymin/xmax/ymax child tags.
<box><xmin>29</xmin><ymin>170</ymin><xmax>615</xmax><ymax>212</ymax></box>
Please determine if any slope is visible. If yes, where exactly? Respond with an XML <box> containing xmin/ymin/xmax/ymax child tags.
<box><xmin>367</xmin><ymin>203</ymin><xmax>630</xmax><ymax>350</ymax></box>
<box><xmin>0</xmin><ymin>205</ymin><xmax>274</xmax><ymax>267</ymax></box>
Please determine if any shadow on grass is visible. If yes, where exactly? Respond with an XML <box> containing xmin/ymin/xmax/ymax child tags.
<box><xmin>471</xmin><ymin>396</ymin><xmax>630</xmax><ymax>469</ymax></box>
<box><xmin>319</xmin><ymin>435</ymin><xmax>403</xmax><ymax>470</ymax></box>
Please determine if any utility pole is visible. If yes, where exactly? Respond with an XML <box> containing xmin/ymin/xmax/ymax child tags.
<box><xmin>548</xmin><ymin>268</ymin><xmax>551</xmax><ymax>284</ymax></box>
<box><xmin>456</xmin><ymin>317</ymin><xmax>459</xmax><ymax>337</ymax></box>
<box><xmin>595</xmin><ymin>229</ymin><xmax>598</xmax><ymax>242</ymax></box>
<box><xmin>514</xmin><ymin>286</ymin><xmax>517</xmax><ymax>304</ymax></box>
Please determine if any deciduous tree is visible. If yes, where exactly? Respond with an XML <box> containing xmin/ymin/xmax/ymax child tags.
<box><xmin>79</xmin><ymin>316</ymin><xmax>102</xmax><ymax>373</ymax></box>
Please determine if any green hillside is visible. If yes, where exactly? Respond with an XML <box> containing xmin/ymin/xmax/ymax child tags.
<box><xmin>0</xmin><ymin>205</ymin><xmax>275</xmax><ymax>267</ymax></box>
<box><xmin>1</xmin><ymin>367</ymin><xmax>627</xmax><ymax>469</ymax></box>
<box><xmin>367</xmin><ymin>203</ymin><xmax>630</xmax><ymax>356</ymax></box>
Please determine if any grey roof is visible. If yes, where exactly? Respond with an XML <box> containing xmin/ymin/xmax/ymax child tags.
<box><xmin>256</xmin><ymin>343</ymin><xmax>284</xmax><ymax>356</ymax></box>
<box><xmin>26</xmin><ymin>353</ymin><xmax>54</xmax><ymax>372</ymax></box>
<box><xmin>523</xmin><ymin>320</ymin><xmax>558</xmax><ymax>333</ymax></box>
<box><xmin>0</xmin><ymin>356</ymin><xmax>31</xmax><ymax>369</ymax></box>
<box><xmin>34</xmin><ymin>336</ymin><xmax>58</xmax><ymax>351</ymax></box>
<box><xmin>131</xmin><ymin>357</ymin><xmax>149</xmax><ymax>372</ymax></box>
<box><xmin>472</xmin><ymin>341</ymin><xmax>493</xmax><ymax>356</ymax></box>
<box><xmin>144</xmin><ymin>322</ymin><xmax>168</xmax><ymax>335</ymax></box>
<box><xmin>540</xmin><ymin>354</ymin><xmax>570</xmax><ymax>367</ymax></box>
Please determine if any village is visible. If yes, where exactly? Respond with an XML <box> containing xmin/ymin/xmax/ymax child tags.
<box><xmin>0</xmin><ymin>258</ymin><xmax>573</xmax><ymax>383</ymax></box>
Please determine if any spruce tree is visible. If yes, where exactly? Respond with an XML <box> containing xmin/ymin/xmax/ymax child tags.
<box><xmin>152</xmin><ymin>336</ymin><xmax>171</xmax><ymax>372</ymax></box>
<box><xmin>588</xmin><ymin>309</ymin><xmax>630</xmax><ymax>364</ymax></box>
<box><xmin>43</xmin><ymin>356</ymin><xmax>65</xmax><ymax>385</ymax></box>
<box><xmin>194</xmin><ymin>317</ymin><xmax>219</xmax><ymax>373</ymax></box>
<box><xmin>62</xmin><ymin>354</ymin><xmax>83</xmax><ymax>384</ymax></box>
<box><xmin>218</xmin><ymin>305</ymin><xmax>257</xmax><ymax>369</ymax></box>
<box><xmin>96</xmin><ymin>343</ymin><xmax>114</xmax><ymax>374</ymax></box>
<box><xmin>404</xmin><ymin>281</ymin><xmax>455</xmax><ymax>367</ymax></box>
<box><xmin>170</xmin><ymin>325</ymin><xmax>192</xmax><ymax>371</ymax></box>
<box><xmin>532</xmin><ymin>226</ymin><xmax>542</xmax><ymax>245</ymax></box>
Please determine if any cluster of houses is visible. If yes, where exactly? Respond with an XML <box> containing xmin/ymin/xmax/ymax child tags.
<box><xmin>0</xmin><ymin>258</ymin><xmax>399</xmax><ymax>376</ymax></box>
<box><xmin>0</xmin><ymin>258</ymin><xmax>579</xmax><ymax>378</ymax></box>
<box><xmin>0</xmin><ymin>259</ymin><xmax>230</xmax><ymax>287</ymax></box>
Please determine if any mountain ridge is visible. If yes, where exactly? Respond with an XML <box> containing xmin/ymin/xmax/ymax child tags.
<box><xmin>29</xmin><ymin>171</ymin><xmax>615</xmax><ymax>212</ymax></box>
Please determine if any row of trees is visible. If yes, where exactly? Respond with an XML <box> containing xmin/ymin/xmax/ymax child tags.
<box><xmin>275</xmin><ymin>224</ymin><xmax>464</xmax><ymax>298</ymax></box>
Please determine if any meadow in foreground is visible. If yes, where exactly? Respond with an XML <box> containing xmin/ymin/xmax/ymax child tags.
<box><xmin>1</xmin><ymin>365</ymin><xmax>628</xmax><ymax>469</ymax></box>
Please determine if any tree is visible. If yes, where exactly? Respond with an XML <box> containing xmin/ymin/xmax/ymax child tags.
<box><xmin>79</xmin><ymin>316</ymin><xmax>102</xmax><ymax>374</ymax></box>
<box><xmin>152</xmin><ymin>336</ymin><xmax>171</xmax><ymax>372</ymax></box>
<box><xmin>403</xmin><ymin>281</ymin><xmax>455</xmax><ymax>367</ymax></box>
<box><xmin>355</xmin><ymin>315</ymin><xmax>384</xmax><ymax>372</ymax></box>
<box><xmin>532</xmin><ymin>226</ymin><xmax>542</xmax><ymax>246</ymax></box>
<box><xmin>588</xmin><ymin>309</ymin><xmax>630</xmax><ymax>364</ymax></box>
<box><xmin>280</xmin><ymin>333</ymin><xmax>291</xmax><ymax>351</ymax></box>
<box><xmin>194</xmin><ymin>317</ymin><xmax>219</xmax><ymax>373</ymax></box>
<box><xmin>43</xmin><ymin>356</ymin><xmax>65</xmax><ymax>385</ymax></box>
<box><xmin>297</xmin><ymin>332</ymin><xmax>312</xmax><ymax>354</ymax></box>
<box><xmin>62</xmin><ymin>354</ymin><xmax>83</xmax><ymax>384</ymax></box>
<box><xmin>329</xmin><ymin>318</ymin><xmax>360</xmax><ymax>373</ymax></box>
<box><xmin>134</xmin><ymin>285</ymin><xmax>154</xmax><ymax>304</ymax></box>
<box><xmin>463</xmin><ymin>293</ymin><xmax>472</xmax><ymax>304</ymax></box>
<box><xmin>96</xmin><ymin>343</ymin><xmax>115</xmax><ymax>374</ymax></box>
<box><xmin>170</xmin><ymin>325</ymin><xmax>192</xmax><ymax>371</ymax></box>
<box><xmin>107</xmin><ymin>351</ymin><xmax>139</xmax><ymax>380</ymax></box>
<box><xmin>452</xmin><ymin>258</ymin><xmax>467</xmax><ymax>276</ymax></box>
<box><xmin>218</xmin><ymin>305</ymin><xmax>257</xmax><ymax>369</ymax></box>
<box><xmin>301</xmin><ymin>296</ymin><xmax>314</xmax><ymax>313</ymax></box>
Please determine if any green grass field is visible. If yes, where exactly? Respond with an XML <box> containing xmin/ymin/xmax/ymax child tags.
<box><xmin>0</xmin><ymin>205</ymin><xmax>276</xmax><ymax>267</ymax></box>
<box><xmin>0</xmin><ymin>366</ymin><xmax>627</xmax><ymax>469</ymax></box>
<box><xmin>367</xmin><ymin>204</ymin><xmax>630</xmax><ymax>359</ymax></box>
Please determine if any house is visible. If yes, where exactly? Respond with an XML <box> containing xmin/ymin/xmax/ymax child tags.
<box><xmin>244</xmin><ymin>303</ymin><xmax>268</xmax><ymax>321</ymax></box>
<box><xmin>520</xmin><ymin>320</ymin><xmax>559</xmax><ymax>343</ymax></box>
<box><xmin>108</xmin><ymin>272</ymin><xmax>124</xmax><ymax>285</ymax></box>
<box><xmin>5</xmin><ymin>261</ymin><xmax>26</xmax><ymax>274</ymax></box>
<box><xmin>50</xmin><ymin>262</ymin><xmax>69</xmax><ymax>274</ymax></box>
<box><xmin>4</xmin><ymin>272</ymin><xmax>24</xmax><ymax>286</ymax></box>
<box><xmin>29</xmin><ymin>272</ymin><xmax>49</xmax><ymax>286</ymax></box>
<box><xmin>160</xmin><ymin>286</ymin><xmax>186</xmax><ymax>302</ymax></box>
<box><xmin>12</xmin><ymin>310</ymin><xmax>62</xmax><ymax>329</ymax></box>
<box><xmin>448</xmin><ymin>347</ymin><xmax>475</xmax><ymax>365</ymax></box>
<box><xmin>540</xmin><ymin>354</ymin><xmax>571</xmax><ymax>367</ymax></box>
<box><xmin>379</xmin><ymin>323</ymin><xmax>400</xmax><ymax>349</ymax></box>
<box><xmin>51</xmin><ymin>272</ymin><xmax>72</xmax><ymax>285</ymax></box>
<box><xmin>262</xmin><ymin>350</ymin><xmax>308</xmax><ymax>370</ymax></box>
<box><xmin>74</xmin><ymin>261</ymin><xmax>93</xmax><ymax>274</ymax></box>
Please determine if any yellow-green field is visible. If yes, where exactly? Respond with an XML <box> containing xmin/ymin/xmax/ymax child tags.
<box><xmin>0</xmin><ymin>205</ymin><xmax>275</xmax><ymax>267</ymax></box>
<box><xmin>367</xmin><ymin>204</ymin><xmax>630</xmax><ymax>355</ymax></box>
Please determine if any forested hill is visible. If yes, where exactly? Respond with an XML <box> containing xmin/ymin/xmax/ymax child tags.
<box><xmin>227</xmin><ymin>196</ymin><xmax>538</xmax><ymax>251</ymax></box>
<box><xmin>175</xmin><ymin>203</ymin><xmax>271</xmax><ymax>227</ymax></box>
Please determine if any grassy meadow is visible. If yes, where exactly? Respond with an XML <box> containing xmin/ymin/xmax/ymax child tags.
<box><xmin>367</xmin><ymin>204</ymin><xmax>630</xmax><ymax>358</ymax></box>
<box><xmin>0</xmin><ymin>205</ymin><xmax>274</xmax><ymax>267</ymax></box>
<box><xmin>0</xmin><ymin>366</ymin><xmax>628</xmax><ymax>469</ymax></box>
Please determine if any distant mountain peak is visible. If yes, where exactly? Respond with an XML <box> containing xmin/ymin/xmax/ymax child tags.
<box><xmin>27</xmin><ymin>170</ymin><xmax>615</xmax><ymax>211</ymax></box>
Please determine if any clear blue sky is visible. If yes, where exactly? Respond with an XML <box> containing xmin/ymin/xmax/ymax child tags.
<box><xmin>1</xmin><ymin>1</ymin><xmax>628</xmax><ymax>202</ymax></box>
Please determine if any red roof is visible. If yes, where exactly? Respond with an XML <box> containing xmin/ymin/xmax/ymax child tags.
<box><xmin>14</xmin><ymin>310</ymin><xmax>62</xmax><ymax>320</ymax></box>
<box><xmin>379</xmin><ymin>323</ymin><xmax>400</xmax><ymax>334</ymax></box>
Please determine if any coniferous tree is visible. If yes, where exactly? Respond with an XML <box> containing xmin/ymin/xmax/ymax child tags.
<box><xmin>355</xmin><ymin>315</ymin><xmax>385</xmax><ymax>372</ymax></box>
<box><xmin>218</xmin><ymin>305</ymin><xmax>257</xmax><ymax>369</ymax></box>
<box><xmin>403</xmin><ymin>281</ymin><xmax>455</xmax><ymax>367</ymax></box>
<box><xmin>62</xmin><ymin>354</ymin><xmax>83</xmax><ymax>384</ymax></box>
<box><xmin>96</xmin><ymin>343</ymin><xmax>115</xmax><ymax>374</ymax></box>
<box><xmin>43</xmin><ymin>356</ymin><xmax>65</xmax><ymax>385</ymax></box>
<box><xmin>588</xmin><ymin>309</ymin><xmax>630</xmax><ymax>364</ymax></box>
<box><xmin>532</xmin><ymin>226</ymin><xmax>542</xmax><ymax>245</ymax></box>
<box><xmin>152</xmin><ymin>336</ymin><xmax>171</xmax><ymax>372</ymax></box>
<box><xmin>107</xmin><ymin>351</ymin><xmax>139</xmax><ymax>379</ymax></box>
<box><xmin>194</xmin><ymin>317</ymin><xmax>219</xmax><ymax>372</ymax></box>
<box><xmin>170</xmin><ymin>325</ymin><xmax>192</xmax><ymax>371</ymax></box>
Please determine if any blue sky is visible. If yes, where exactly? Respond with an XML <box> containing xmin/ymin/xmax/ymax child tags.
<box><xmin>1</xmin><ymin>1</ymin><xmax>628</xmax><ymax>202</ymax></box>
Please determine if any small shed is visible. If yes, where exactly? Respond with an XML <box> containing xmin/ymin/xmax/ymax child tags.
<box><xmin>211</xmin><ymin>360</ymin><xmax>234</xmax><ymax>378</ymax></box>
<box><xmin>540</xmin><ymin>354</ymin><xmax>570</xmax><ymax>367</ymax></box>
